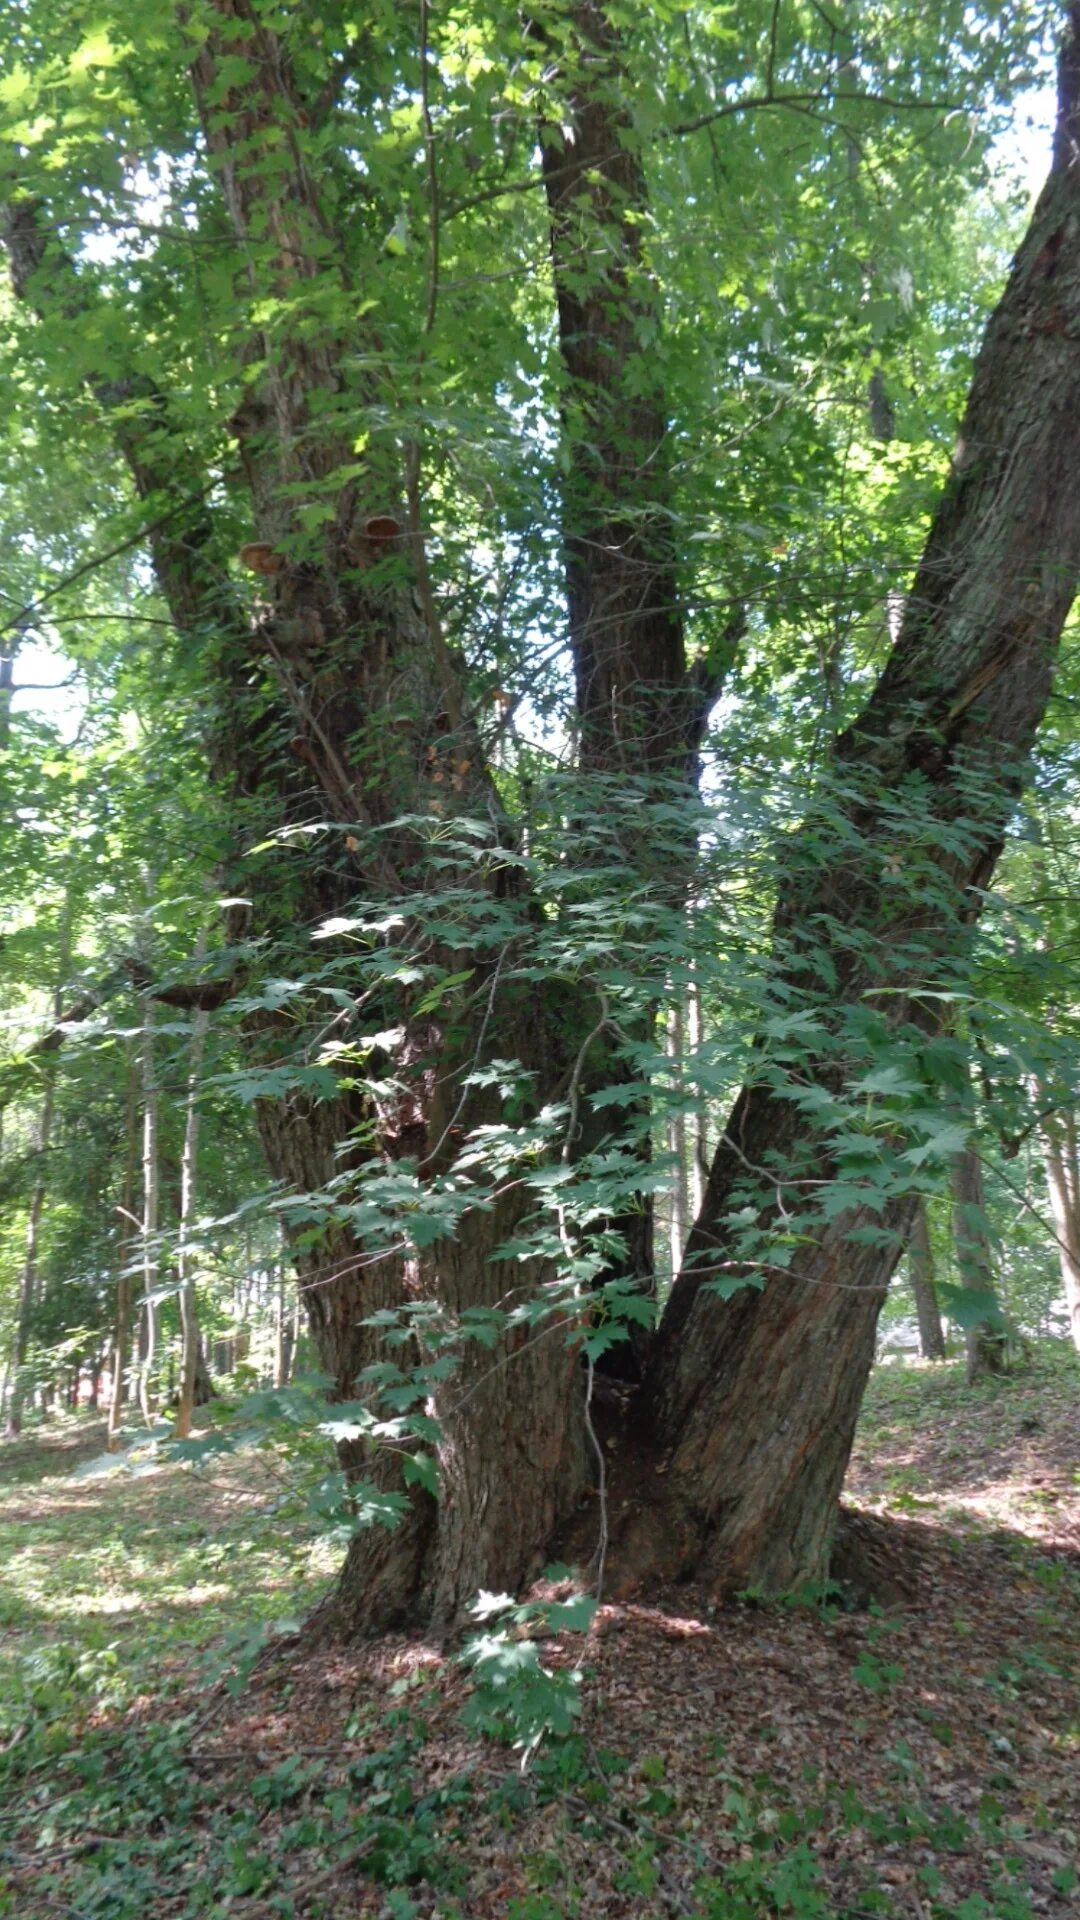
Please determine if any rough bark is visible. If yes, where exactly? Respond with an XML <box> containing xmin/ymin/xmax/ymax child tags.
<box><xmin>3</xmin><ymin>9</ymin><xmax>586</xmax><ymax>1629</ymax></box>
<box><xmin>539</xmin><ymin>3</ymin><xmax>734</xmax><ymax>789</ymax></box>
<box><xmin>640</xmin><ymin>15</ymin><xmax>1080</xmax><ymax>1596</ymax></box>
<box><xmin>539</xmin><ymin>4</ymin><xmax>741</xmax><ymax>1365</ymax></box>
<box><xmin>329</xmin><ymin>1184</ymin><xmax>585</xmax><ymax>1637</ymax></box>
<box><xmin>909</xmin><ymin>1198</ymin><xmax>947</xmax><ymax>1360</ymax></box>
<box><xmin>8</xmin><ymin>0</ymin><xmax>1080</xmax><ymax>1635</ymax></box>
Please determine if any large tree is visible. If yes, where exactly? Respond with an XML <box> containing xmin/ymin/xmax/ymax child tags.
<box><xmin>3</xmin><ymin>0</ymin><xmax>1080</xmax><ymax>1630</ymax></box>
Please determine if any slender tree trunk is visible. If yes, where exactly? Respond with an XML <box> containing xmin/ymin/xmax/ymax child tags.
<box><xmin>6</xmin><ymin>895</ymin><xmax>72</xmax><ymax>1437</ymax></box>
<box><xmin>137</xmin><ymin>997</ymin><xmax>161</xmax><ymax>1422</ymax></box>
<box><xmin>1040</xmin><ymin>1105</ymin><xmax>1080</xmax><ymax>1351</ymax></box>
<box><xmin>273</xmin><ymin>1267</ymin><xmax>295</xmax><ymax>1388</ymax></box>
<box><xmin>687</xmin><ymin>963</ymin><xmax>708</xmax><ymax>1222</ymax></box>
<box><xmin>0</xmin><ymin>625</ymin><xmax>18</xmax><ymax>751</ymax></box>
<box><xmin>174</xmin><ymin>998</ymin><xmax>210</xmax><ymax>1440</ymax></box>
<box><xmin>951</xmin><ymin>1148</ymin><xmax>1009</xmax><ymax>1382</ymax></box>
<box><xmin>4</xmin><ymin>1071</ymin><xmax>57</xmax><ymax>1437</ymax></box>
<box><xmin>667</xmin><ymin>1001</ymin><xmax>689</xmax><ymax>1269</ymax></box>
<box><xmin>909</xmin><ymin>1198</ymin><xmax>946</xmax><ymax>1359</ymax></box>
<box><xmin>107</xmin><ymin>1052</ymin><xmax>139</xmax><ymax>1448</ymax></box>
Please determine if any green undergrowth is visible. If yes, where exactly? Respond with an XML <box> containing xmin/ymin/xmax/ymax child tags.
<box><xmin>857</xmin><ymin>1341</ymin><xmax>1079</xmax><ymax>1440</ymax></box>
<box><xmin>0</xmin><ymin>1414</ymin><xmax>334</xmax><ymax>1681</ymax></box>
<box><xmin>3</xmin><ymin>1690</ymin><xmax>1073</xmax><ymax>1920</ymax></box>
<box><xmin>1</xmin><ymin>1357</ymin><xmax>1077</xmax><ymax>1919</ymax></box>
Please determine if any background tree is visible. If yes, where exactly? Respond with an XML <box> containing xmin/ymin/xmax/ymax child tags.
<box><xmin>907</xmin><ymin>1199</ymin><xmax>947</xmax><ymax>1361</ymax></box>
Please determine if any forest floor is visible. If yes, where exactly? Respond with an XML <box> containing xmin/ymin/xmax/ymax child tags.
<box><xmin>0</xmin><ymin>1348</ymin><xmax>1077</xmax><ymax>1920</ymax></box>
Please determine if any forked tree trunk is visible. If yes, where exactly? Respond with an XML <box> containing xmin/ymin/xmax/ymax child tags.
<box><xmin>2</xmin><ymin>0</ymin><xmax>678</xmax><ymax>1628</ymax></box>
<box><xmin>8</xmin><ymin>0</ymin><xmax>1080</xmax><ymax>1634</ymax></box>
<box><xmin>909</xmin><ymin>1199</ymin><xmax>947</xmax><ymax>1360</ymax></box>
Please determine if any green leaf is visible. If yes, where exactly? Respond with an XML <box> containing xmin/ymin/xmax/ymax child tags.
<box><xmin>402</xmin><ymin>1451</ymin><xmax>439</xmax><ymax>1497</ymax></box>
<box><xmin>545</xmin><ymin>1592</ymin><xmax>597</xmax><ymax>1633</ymax></box>
<box><xmin>936</xmin><ymin>1284</ymin><xmax>1007</xmax><ymax>1331</ymax></box>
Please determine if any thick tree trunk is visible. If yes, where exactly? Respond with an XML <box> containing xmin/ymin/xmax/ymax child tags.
<box><xmin>539</xmin><ymin>4</ymin><xmax>716</xmax><ymax>790</ymax></box>
<box><xmin>639</xmin><ymin>1088</ymin><xmax>915</xmax><ymax>1595</ymax></box>
<box><xmin>329</xmin><ymin>1188</ymin><xmax>585</xmax><ymax>1637</ymax></box>
<box><xmin>538</xmin><ymin>3</ymin><xmax>737</xmax><ymax>1374</ymax></box>
<box><xmin>10</xmin><ymin>0</ymin><xmax>1080</xmax><ymax>1638</ymax></box>
<box><xmin>639</xmin><ymin>23</ymin><xmax>1080</xmax><ymax>1596</ymax></box>
<box><xmin>909</xmin><ymin>1198</ymin><xmax>947</xmax><ymax>1360</ymax></box>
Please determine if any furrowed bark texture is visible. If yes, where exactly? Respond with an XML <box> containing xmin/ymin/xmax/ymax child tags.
<box><xmin>181</xmin><ymin>1</ymin><xmax>597</xmax><ymax>1629</ymax></box>
<box><xmin>9</xmin><ymin>0</ymin><xmax>1080</xmax><ymax>1635</ymax></box>
<box><xmin>5</xmin><ymin>0</ymin><xmax>589</xmax><ymax>1632</ymax></box>
<box><xmin>540</xmin><ymin>3</ymin><xmax>732</xmax><ymax>786</ymax></box>
<box><xmin>641</xmin><ymin>12</ymin><xmax>1080</xmax><ymax>1596</ymax></box>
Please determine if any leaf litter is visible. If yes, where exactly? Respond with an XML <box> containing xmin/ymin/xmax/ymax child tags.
<box><xmin>0</xmin><ymin>1351</ymin><xmax>1076</xmax><ymax>1919</ymax></box>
